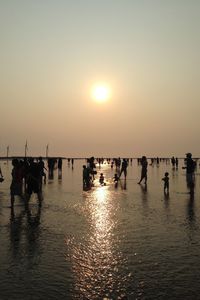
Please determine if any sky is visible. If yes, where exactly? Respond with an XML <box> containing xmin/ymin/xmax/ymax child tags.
<box><xmin>0</xmin><ymin>0</ymin><xmax>200</xmax><ymax>157</ymax></box>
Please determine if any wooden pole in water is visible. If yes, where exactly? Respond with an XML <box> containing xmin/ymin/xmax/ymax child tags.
<box><xmin>46</xmin><ymin>144</ymin><xmax>49</xmax><ymax>159</ymax></box>
<box><xmin>25</xmin><ymin>140</ymin><xmax>28</xmax><ymax>158</ymax></box>
<box><xmin>6</xmin><ymin>145</ymin><xmax>9</xmax><ymax>161</ymax></box>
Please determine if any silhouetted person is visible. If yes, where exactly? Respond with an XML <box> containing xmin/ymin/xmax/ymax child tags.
<box><xmin>119</xmin><ymin>159</ymin><xmax>128</xmax><ymax>179</ymax></box>
<box><xmin>175</xmin><ymin>157</ymin><xmax>179</xmax><ymax>169</ymax></box>
<box><xmin>138</xmin><ymin>156</ymin><xmax>148</xmax><ymax>184</ymax></box>
<box><xmin>87</xmin><ymin>156</ymin><xmax>96</xmax><ymax>180</ymax></box>
<box><xmin>162</xmin><ymin>172</ymin><xmax>169</xmax><ymax>194</ymax></box>
<box><xmin>183</xmin><ymin>153</ymin><xmax>195</xmax><ymax>195</ymax></box>
<box><xmin>48</xmin><ymin>158</ymin><xmax>56</xmax><ymax>179</ymax></box>
<box><xmin>83</xmin><ymin>165</ymin><xmax>91</xmax><ymax>189</ymax></box>
<box><xmin>116</xmin><ymin>157</ymin><xmax>121</xmax><ymax>175</ymax></box>
<box><xmin>171</xmin><ymin>156</ymin><xmax>176</xmax><ymax>167</ymax></box>
<box><xmin>10</xmin><ymin>159</ymin><xmax>24</xmax><ymax>208</ymax></box>
<box><xmin>99</xmin><ymin>173</ymin><xmax>105</xmax><ymax>185</ymax></box>
<box><xmin>26</xmin><ymin>158</ymin><xmax>42</xmax><ymax>205</ymax></box>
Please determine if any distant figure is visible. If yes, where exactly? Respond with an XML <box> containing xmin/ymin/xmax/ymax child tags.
<box><xmin>83</xmin><ymin>165</ymin><xmax>91</xmax><ymax>189</ymax></box>
<box><xmin>162</xmin><ymin>172</ymin><xmax>169</xmax><ymax>193</ymax></box>
<box><xmin>87</xmin><ymin>157</ymin><xmax>96</xmax><ymax>180</ymax></box>
<box><xmin>47</xmin><ymin>158</ymin><xmax>56</xmax><ymax>179</ymax></box>
<box><xmin>119</xmin><ymin>159</ymin><xmax>128</xmax><ymax>179</ymax></box>
<box><xmin>10</xmin><ymin>159</ymin><xmax>24</xmax><ymax>207</ymax></box>
<box><xmin>171</xmin><ymin>156</ymin><xmax>176</xmax><ymax>167</ymax></box>
<box><xmin>175</xmin><ymin>157</ymin><xmax>179</xmax><ymax>169</ymax></box>
<box><xmin>184</xmin><ymin>153</ymin><xmax>195</xmax><ymax>193</ymax></box>
<box><xmin>99</xmin><ymin>173</ymin><xmax>105</xmax><ymax>185</ymax></box>
<box><xmin>71</xmin><ymin>158</ymin><xmax>74</xmax><ymax>169</ymax></box>
<box><xmin>138</xmin><ymin>156</ymin><xmax>148</xmax><ymax>184</ymax></box>
<box><xmin>115</xmin><ymin>157</ymin><xmax>121</xmax><ymax>176</ymax></box>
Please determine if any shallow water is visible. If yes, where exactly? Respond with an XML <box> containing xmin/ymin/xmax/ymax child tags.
<box><xmin>0</xmin><ymin>159</ymin><xmax>200</xmax><ymax>300</ymax></box>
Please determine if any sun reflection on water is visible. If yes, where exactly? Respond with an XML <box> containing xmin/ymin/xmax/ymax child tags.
<box><xmin>65</xmin><ymin>185</ymin><xmax>132</xmax><ymax>299</ymax></box>
<box><xmin>91</xmin><ymin>186</ymin><xmax>113</xmax><ymax>243</ymax></box>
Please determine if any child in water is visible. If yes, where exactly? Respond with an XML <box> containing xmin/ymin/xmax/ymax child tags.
<box><xmin>113</xmin><ymin>173</ymin><xmax>119</xmax><ymax>188</ymax></box>
<box><xmin>99</xmin><ymin>173</ymin><xmax>105</xmax><ymax>185</ymax></box>
<box><xmin>113</xmin><ymin>173</ymin><xmax>119</xmax><ymax>183</ymax></box>
<box><xmin>162</xmin><ymin>172</ymin><xmax>169</xmax><ymax>193</ymax></box>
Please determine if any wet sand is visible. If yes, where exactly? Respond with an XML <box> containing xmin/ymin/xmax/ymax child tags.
<box><xmin>0</xmin><ymin>159</ymin><xmax>200</xmax><ymax>299</ymax></box>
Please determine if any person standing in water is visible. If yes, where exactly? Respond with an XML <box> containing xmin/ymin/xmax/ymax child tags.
<box><xmin>138</xmin><ymin>156</ymin><xmax>148</xmax><ymax>184</ymax></box>
<box><xmin>10</xmin><ymin>159</ymin><xmax>24</xmax><ymax>208</ymax></box>
<box><xmin>162</xmin><ymin>172</ymin><xmax>169</xmax><ymax>193</ymax></box>
<box><xmin>119</xmin><ymin>159</ymin><xmax>128</xmax><ymax>179</ymax></box>
<box><xmin>183</xmin><ymin>153</ymin><xmax>196</xmax><ymax>194</ymax></box>
<box><xmin>83</xmin><ymin>165</ymin><xmax>91</xmax><ymax>189</ymax></box>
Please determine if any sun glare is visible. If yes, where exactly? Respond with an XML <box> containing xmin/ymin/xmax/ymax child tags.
<box><xmin>92</xmin><ymin>84</ymin><xmax>110</xmax><ymax>103</ymax></box>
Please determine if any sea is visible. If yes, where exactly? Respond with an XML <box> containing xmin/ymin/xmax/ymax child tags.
<box><xmin>0</xmin><ymin>158</ymin><xmax>200</xmax><ymax>300</ymax></box>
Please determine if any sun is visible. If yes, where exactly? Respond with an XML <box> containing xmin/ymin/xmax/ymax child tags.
<box><xmin>92</xmin><ymin>84</ymin><xmax>110</xmax><ymax>103</ymax></box>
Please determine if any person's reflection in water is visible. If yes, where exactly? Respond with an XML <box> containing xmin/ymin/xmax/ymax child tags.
<box><xmin>185</xmin><ymin>191</ymin><xmax>196</xmax><ymax>244</ymax></box>
<box><xmin>140</xmin><ymin>184</ymin><xmax>148</xmax><ymax>210</ymax></box>
<box><xmin>140</xmin><ymin>184</ymin><xmax>149</xmax><ymax>217</ymax></box>
<box><xmin>10</xmin><ymin>207</ymin><xmax>26</xmax><ymax>257</ymax></box>
<box><xmin>163</xmin><ymin>190</ymin><xmax>170</xmax><ymax>209</ymax></box>
<box><xmin>120</xmin><ymin>179</ymin><xmax>127</xmax><ymax>190</ymax></box>
<box><xmin>140</xmin><ymin>183</ymin><xmax>147</xmax><ymax>194</ymax></box>
<box><xmin>71</xmin><ymin>158</ymin><xmax>74</xmax><ymax>170</ymax></box>
<box><xmin>25</xmin><ymin>202</ymin><xmax>42</xmax><ymax>259</ymax></box>
<box><xmin>187</xmin><ymin>191</ymin><xmax>195</xmax><ymax>225</ymax></box>
<box><xmin>58</xmin><ymin>158</ymin><xmax>62</xmax><ymax>180</ymax></box>
<box><xmin>188</xmin><ymin>179</ymin><xmax>195</xmax><ymax>198</ymax></box>
<box><xmin>164</xmin><ymin>190</ymin><xmax>170</xmax><ymax>199</ymax></box>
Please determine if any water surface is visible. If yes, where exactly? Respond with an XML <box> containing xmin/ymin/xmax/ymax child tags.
<box><xmin>0</xmin><ymin>159</ymin><xmax>200</xmax><ymax>299</ymax></box>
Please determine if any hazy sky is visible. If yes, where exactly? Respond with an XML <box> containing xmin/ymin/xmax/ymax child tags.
<box><xmin>1</xmin><ymin>0</ymin><xmax>200</xmax><ymax>157</ymax></box>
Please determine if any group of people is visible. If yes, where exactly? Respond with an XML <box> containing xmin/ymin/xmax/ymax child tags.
<box><xmin>1</xmin><ymin>153</ymin><xmax>197</xmax><ymax>208</ymax></box>
<box><xmin>82</xmin><ymin>157</ymin><xmax>129</xmax><ymax>190</ymax></box>
<box><xmin>82</xmin><ymin>153</ymin><xmax>197</xmax><ymax>194</ymax></box>
<box><xmin>10</xmin><ymin>157</ymin><xmax>47</xmax><ymax>208</ymax></box>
